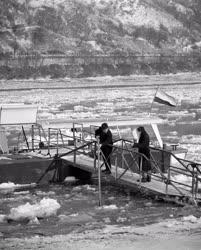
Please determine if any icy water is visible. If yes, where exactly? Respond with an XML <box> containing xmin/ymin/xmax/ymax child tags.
<box><xmin>1</xmin><ymin>74</ymin><xmax>201</xmax><ymax>247</ymax></box>
<box><xmin>0</xmin><ymin>180</ymin><xmax>200</xmax><ymax>239</ymax></box>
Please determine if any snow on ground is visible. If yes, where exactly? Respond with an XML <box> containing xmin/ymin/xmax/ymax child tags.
<box><xmin>1</xmin><ymin>215</ymin><xmax>201</xmax><ymax>250</ymax></box>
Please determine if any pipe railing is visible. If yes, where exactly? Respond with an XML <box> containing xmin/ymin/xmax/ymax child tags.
<box><xmin>103</xmin><ymin>139</ymin><xmax>201</xmax><ymax>200</ymax></box>
<box><xmin>20</xmin><ymin>123</ymin><xmax>201</xmax><ymax>202</ymax></box>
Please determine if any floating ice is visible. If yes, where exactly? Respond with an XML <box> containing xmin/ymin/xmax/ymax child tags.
<box><xmin>64</xmin><ymin>176</ymin><xmax>77</xmax><ymax>183</ymax></box>
<box><xmin>103</xmin><ymin>217</ymin><xmax>111</xmax><ymax>223</ymax></box>
<box><xmin>116</xmin><ymin>217</ymin><xmax>127</xmax><ymax>223</ymax></box>
<box><xmin>28</xmin><ymin>217</ymin><xmax>40</xmax><ymax>225</ymax></box>
<box><xmin>8</xmin><ymin>198</ymin><xmax>60</xmax><ymax>221</ymax></box>
<box><xmin>98</xmin><ymin>205</ymin><xmax>118</xmax><ymax>210</ymax></box>
<box><xmin>0</xmin><ymin>157</ymin><xmax>12</xmax><ymax>161</ymax></box>
<box><xmin>13</xmin><ymin>191</ymin><xmax>30</xmax><ymax>195</ymax></box>
<box><xmin>0</xmin><ymin>215</ymin><xmax>6</xmax><ymax>223</ymax></box>
<box><xmin>182</xmin><ymin>215</ymin><xmax>198</xmax><ymax>223</ymax></box>
<box><xmin>0</xmin><ymin>182</ymin><xmax>36</xmax><ymax>190</ymax></box>
<box><xmin>36</xmin><ymin>191</ymin><xmax>56</xmax><ymax>196</ymax></box>
<box><xmin>83</xmin><ymin>185</ymin><xmax>96</xmax><ymax>192</ymax></box>
<box><xmin>72</xmin><ymin>186</ymin><xmax>82</xmax><ymax>192</ymax></box>
<box><xmin>0</xmin><ymin>182</ymin><xmax>20</xmax><ymax>189</ymax></box>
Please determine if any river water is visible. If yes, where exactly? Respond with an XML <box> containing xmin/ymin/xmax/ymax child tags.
<box><xmin>0</xmin><ymin>74</ymin><xmax>201</xmax><ymax>248</ymax></box>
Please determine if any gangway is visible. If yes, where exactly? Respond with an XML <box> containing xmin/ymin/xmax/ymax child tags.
<box><xmin>37</xmin><ymin>126</ymin><xmax>201</xmax><ymax>206</ymax></box>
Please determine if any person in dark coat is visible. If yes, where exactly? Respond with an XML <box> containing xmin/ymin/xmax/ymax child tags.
<box><xmin>133</xmin><ymin>126</ymin><xmax>151</xmax><ymax>182</ymax></box>
<box><xmin>95</xmin><ymin>123</ymin><xmax>113</xmax><ymax>174</ymax></box>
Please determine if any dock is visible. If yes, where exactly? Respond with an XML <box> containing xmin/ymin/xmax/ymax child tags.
<box><xmin>0</xmin><ymin>107</ymin><xmax>200</xmax><ymax>204</ymax></box>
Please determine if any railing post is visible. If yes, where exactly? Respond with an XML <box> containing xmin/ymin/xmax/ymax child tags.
<box><xmin>139</xmin><ymin>156</ymin><xmax>142</xmax><ymax>184</ymax></box>
<box><xmin>97</xmin><ymin>138</ymin><xmax>102</xmax><ymax>206</ymax></box>
<box><xmin>38</xmin><ymin>125</ymin><xmax>42</xmax><ymax>143</ymax></box>
<box><xmin>59</xmin><ymin>129</ymin><xmax>64</xmax><ymax>146</ymax></box>
<box><xmin>94</xmin><ymin>141</ymin><xmax>97</xmax><ymax>169</ymax></box>
<box><xmin>166</xmin><ymin>166</ymin><xmax>171</xmax><ymax>195</ymax></box>
<box><xmin>115</xmin><ymin>155</ymin><xmax>118</xmax><ymax>180</ymax></box>
<box><xmin>56</xmin><ymin>131</ymin><xmax>59</xmax><ymax>155</ymax></box>
<box><xmin>121</xmin><ymin>140</ymin><xmax>124</xmax><ymax>169</ymax></box>
<box><xmin>192</xmin><ymin>166</ymin><xmax>196</xmax><ymax>200</ymax></box>
<box><xmin>31</xmin><ymin>124</ymin><xmax>34</xmax><ymax>151</ymax></box>
<box><xmin>81</xmin><ymin>124</ymin><xmax>84</xmax><ymax>142</ymax></box>
<box><xmin>73</xmin><ymin>123</ymin><xmax>76</xmax><ymax>146</ymax></box>
<box><xmin>73</xmin><ymin>131</ymin><xmax>76</xmax><ymax>164</ymax></box>
<box><xmin>194</xmin><ymin>168</ymin><xmax>198</xmax><ymax>200</ymax></box>
<box><xmin>48</xmin><ymin>128</ymin><xmax>50</xmax><ymax>155</ymax></box>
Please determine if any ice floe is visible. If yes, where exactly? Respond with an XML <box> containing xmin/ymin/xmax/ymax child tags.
<box><xmin>83</xmin><ymin>185</ymin><xmax>96</xmax><ymax>192</ymax></box>
<box><xmin>0</xmin><ymin>156</ymin><xmax>12</xmax><ymax>161</ymax></box>
<box><xmin>182</xmin><ymin>215</ymin><xmax>198</xmax><ymax>223</ymax></box>
<box><xmin>35</xmin><ymin>190</ymin><xmax>56</xmax><ymax>196</ymax></box>
<box><xmin>0</xmin><ymin>182</ymin><xmax>21</xmax><ymax>189</ymax></box>
<box><xmin>0</xmin><ymin>182</ymin><xmax>36</xmax><ymax>192</ymax></box>
<box><xmin>0</xmin><ymin>215</ymin><xmax>6</xmax><ymax>223</ymax></box>
<box><xmin>98</xmin><ymin>205</ymin><xmax>118</xmax><ymax>210</ymax></box>
<box><xmin>64</xmin><ymin>176</ymin><xmax>78</xmax><ymax>184</ymax></box>
<box><xmin>7</xmin><ymin>198</ymin><xmax>60</xmax><ymax>222</ymax></box>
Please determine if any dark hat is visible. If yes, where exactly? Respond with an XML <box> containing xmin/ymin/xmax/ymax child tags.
<box><xmin>101</xmin><ymin>123</ymin><xmax>108</xmax><ymax>129</ymax></box>
<box><xmin>137</xmin><ymin>126</ymin><xmax>145</xmax><ymax>132</ymax></box>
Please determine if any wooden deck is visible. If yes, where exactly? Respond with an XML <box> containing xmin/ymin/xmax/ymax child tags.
<box><xmin>61</xmin><ymin>154</ymin><xmax>201</xmax><ymax>201</ymax></box>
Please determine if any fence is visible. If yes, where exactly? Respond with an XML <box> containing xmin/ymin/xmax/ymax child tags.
<box><xmin>17</xmin><ymin>123</ymin><xmax>201</xmax><ymax>203</ymax></box>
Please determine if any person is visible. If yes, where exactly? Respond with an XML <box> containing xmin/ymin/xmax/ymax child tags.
<box><xmin>133</xmin><ymin>126</ymin><xmax>151</xmax><ymax>182</ymax></box>
<box><xmin>95</xmin><ymin>123</ymin><xmax>113</xmax><ymax>174</ymax></box>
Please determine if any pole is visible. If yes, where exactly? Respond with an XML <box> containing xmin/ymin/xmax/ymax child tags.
<box><xmin>115</xmin><ymin>156</ymin><xmax>118</xmax><ymax>180</ymax></box>
<box><xmin>56</xmin><ymin>131</ymin><xmax>59</xmax><ymax>155</ymax></box>
<box><xmin>166</xmin><ymin>166</ymin><xmax>170</xmax><ymax>195</ymax></box>
<box><xmin>116</xmin><ymin>125</ymin><xmax>121</xmax><ymax>139</ymax></box>
<box><xmin>94</xmin><ymin>141</ymin><xmax>97</xmax><ymax>169</ymax></box>
<box><xmin>48</xmin><ymin>128</ymin><xmax>50</xmax><ymax>155</ymax></box>
<box><xmin>38</xmin><ymin>125</ymin><xmax>42</xmax><ymax>143</ymax></box>
<box><xmin>31</xmin><ymin>124</ymin><xmax>34</xmax><ymax>151</ymax></box>
<box><xmin>149</xmin><ymin>86</ymin><xmax>159</xmax><ymax>116</ymax></box>
<box><xmin>97</xmin><ymin>138</ymin><xmax>102</xmax><ymax>206</ymax></box>
<box><xmin>22</xmin><ymin>126</ymin><xmax>29</xmax><ymax>150</ymax></box>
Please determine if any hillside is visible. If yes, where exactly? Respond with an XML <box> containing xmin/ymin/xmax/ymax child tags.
<box><xmin>1</xmin><ymin>0</ymin><xmax>201</xmax><ymax>78</ymax></box>
<box><xmin>1</xmin><ymin>0</ymin><xmax>201</xmax><ymax>55</ymax></box>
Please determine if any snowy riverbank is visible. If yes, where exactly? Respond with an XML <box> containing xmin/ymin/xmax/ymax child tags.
<box><xmin>1</xmin><ymin>215</ymin><xmax>201</xmax><ymax>250</ymax></box>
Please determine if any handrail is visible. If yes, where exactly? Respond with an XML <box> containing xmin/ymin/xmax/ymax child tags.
<box><xmin>46</xmin><ymin>125</ymin><xmax>201</xmax><ymax>202</ymax></box>
<box><xmin>150</xmin><ymin>146</ymin><xmax>201</xmax><ymax>167</ymax></box>
<box><xmin>59</xmin><ymin>141</ymin><xmax>95</xmax><ymax>158</ymax></box>
<box><xmin>105</xmin><ymin>139</ymin><xmax>201</xmax><ymax>199</ymax></box>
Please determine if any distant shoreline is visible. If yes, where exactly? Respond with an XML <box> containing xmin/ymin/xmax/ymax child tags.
<box><xmin>1</xmin><ymin>72</ymin><xmax>201</xmax><ymax>91</ymax></box>
<box><xmin>0</xmin><ymin>81</ymin><xmax>201</xmax><ymax>92</ymax></box>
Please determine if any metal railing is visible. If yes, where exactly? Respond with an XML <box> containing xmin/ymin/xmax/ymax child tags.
<box><xmin>18</xmin><ymin>122</ymin><xmax>201</xmax><ymax>203</ymax></box>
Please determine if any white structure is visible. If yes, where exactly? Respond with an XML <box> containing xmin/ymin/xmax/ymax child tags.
<box><xmin>0</xmin><ymin>104</ymin><xmax>38</xmax><ymax>125</ymax></box>
<box><xmin>0</xmin><ymin>104</ymin><xmax>38</xmax><ymax>153</ymax></box>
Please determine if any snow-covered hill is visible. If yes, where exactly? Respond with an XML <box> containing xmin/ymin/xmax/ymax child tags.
<box><xmin>1</xmin><ymin>0</ymin><xmax>201</xmax><ymax>56</ymax></box>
